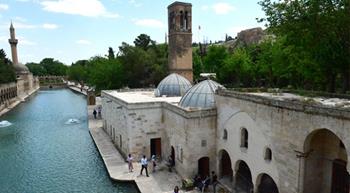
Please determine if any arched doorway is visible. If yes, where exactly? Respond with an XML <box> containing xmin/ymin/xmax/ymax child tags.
<box><xmin>303</xmin><ymin>129</ymin><xmax>349</xmax><ymax>193</ymax></box>
<box><xmin>219</xmin><ymin>150</ymin><xmax>233</xmax><ymax>179</ymax></box>
<box><xmin>198</xmin><ymin>157</ymin><xmax>210</xmax><ymax>178</ymax></box>
<box><xmin>171</xmin><ymin>146</ymin><xmax>175</xmax><ymax>166</ymax></box>
<box><xmin>235</xmin><ymin>160</ymin><xmax>253</xmax><ymax>193</ymax></box>
<box><xmin>256</xmin><ymin>173</ymin><xmax>279</xmax><ymax>193</ymax></box>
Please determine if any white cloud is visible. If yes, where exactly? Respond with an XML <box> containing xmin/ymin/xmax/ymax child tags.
<box><xmin>76</xmin><ymin>39</ymin><xmax>91</xmax><ymax>45</ymax></box>
<box><xmin>18</xmin><ymin>36</ymin><xmax>37</xmax><ymax>46</ymax></box>
<box><xmin>201</xmin><ymin>5</ymin><xmax>209</xmax><ymax>11</ymax></box>
<box><xmin>129</xmin><ymin>0</ymin><xmax>142</xmax><ymax>7</ymax></box>
<box><xmin>212</xmin><ymin>2</ymin><xmax>235</xmax><ymax>15</ymax></box>
<box><xmin>40</xmin><ymin>0</ymin><xmax>119</xmax><ymax>18</ymax></box>
<box><xmin>42</xmin><ymin>23</ymin><xmax>59</xmax><ymax>29</ymax></box>
<box><xmin>0</xmin><ymin>4</ymin><xmax>9</xmax><ymax>11</ymax></box>
<box><xmin>14</xmin><ymin>16</ymin><xmax>27</xmax><ymax>22</ymax></box>
<box><xmin>10</xmin><ymin>22</ymin><xmax>36</xmax><ymax>29</ymax></box>
<box><xmin>0</xmin><ymin>35</ymin><xmax>7</xmax><ymax>43</ymax></box>
<box><xmin>133</xmin><ymin>19</ymin><xmax>165</xmax><ymax>29</ymax></box>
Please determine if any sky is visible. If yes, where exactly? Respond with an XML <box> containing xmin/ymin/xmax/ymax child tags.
<box><xmin>0</xmin><ymin>0</ymin><xmax>265</xmax><ymax>65</ymax></box>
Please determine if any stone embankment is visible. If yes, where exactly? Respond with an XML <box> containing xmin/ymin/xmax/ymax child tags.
<box><xmin>0</xmin><ymin>84</ymin><xmax>39</xmax><ymax>117</ymax></box>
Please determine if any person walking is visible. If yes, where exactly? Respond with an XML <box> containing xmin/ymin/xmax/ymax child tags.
<box><xmin>140</xmin><ymin>155</ymin><xmax>149</xmax><ymax>177</ymax></box>
<box><xmin>97</xmin><ymin>106</ymin><xmax>102</xmax><ymax>118</ymax></box>
<box><xmin>151</xmin><ymin>155</ymin><xmax>157</xmax><ymax>172</ymax></box>
<box><xmin>211</xmin><ymin>171</ymin><xmax>218</xmax><ymax>193</ymax></box>
<box><xmin>93</xmin><ymin>109</ymin><xmax>97</xmax><ymax>119</ymax></box>
<box><xmin>127</xmin><ymin>154</ymin><xmax>134</xmax><ymax>172</ymax></box>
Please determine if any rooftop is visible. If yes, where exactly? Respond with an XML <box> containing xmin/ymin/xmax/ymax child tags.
<box><xmin>104</xmin><ymin>90</ymin><xmax>181</xmax><ymax>104</ymax></box>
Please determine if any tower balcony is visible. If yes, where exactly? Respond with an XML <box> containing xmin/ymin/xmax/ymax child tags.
<box><xmin>8</xmin><ymin>39</ymin><xmax>18</xmax><ymax>44</ymax></box>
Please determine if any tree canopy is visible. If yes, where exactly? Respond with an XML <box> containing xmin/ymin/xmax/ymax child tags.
<box><xmin>0</xmin><ymin>49</ymin><xmax>16</xmax><ymax>84</ymax></box>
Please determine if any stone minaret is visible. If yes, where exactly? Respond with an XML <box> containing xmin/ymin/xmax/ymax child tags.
<box><xmin>8</xmin><ymin>22</ymin><xmax>19</xmax><ymax>65</ymax></box>
<box><xmin>168</xmin><ymin>2</ymin><xmax>193</xmax><ymax>82</ymax></box>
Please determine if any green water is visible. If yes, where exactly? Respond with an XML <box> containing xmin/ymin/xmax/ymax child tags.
<box><xmin>0</xmin><ymin>89</ymin><xmax>138</xmax><ymax>193</ymax></box>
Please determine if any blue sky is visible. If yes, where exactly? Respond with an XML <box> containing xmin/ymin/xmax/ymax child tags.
<box><xmin>0</xmin><ymin>0</ymin><xmax>265</xmax><ymax>65</ymax></box>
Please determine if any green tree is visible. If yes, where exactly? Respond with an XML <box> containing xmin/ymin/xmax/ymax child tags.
<box><xmin>107</xmin><ymin>47</ymin><xmax>115</xmax><ymax>60</ymax></box>
<box><xmin>0</xmin><ymin>49</ymin><xmax>16</xmax><ymax>83</ymax></box>
<box><xmin>134</xmin><ymin>34</ymin><xmax>155</xmax><ymax>50</ymax></box>
<box><xmin>258</xmin><ymin>0</ymin><xmax>350</xmax><ymax>92</ymax></box>
<box><xmin>87</xmin><ymin>57</ymin><xmax>124</xmax><ymax>91</ymax></box>
<box><xmin>40</xmin><ymin>58</ymin><xmax>68</xmax><ymax>76</ymax></box>
<box><xmin>26</xmin><ymin>62</ymin><xmax>47</xmax><ymax>76</ymax></box>
<box><xmin>202</xmin><ymin>45</ymin><xmax>228</xmax><ymax>73</ymax></box>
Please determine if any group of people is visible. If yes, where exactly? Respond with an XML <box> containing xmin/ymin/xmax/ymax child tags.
<box><xmin>194</xmin><ymin>171</ymin><xmax>218</xmax><ymax>193</ymax></box>
<box><xmin>126</xmin><ymin>154</ymin><xmax>218</xmax><ymax>193</ymax></box>
<box><xmin>92</xmin><ymin>106</ymin><xmax>102</xmax><ymax>119</ymax></box>
<box><xmin>126</xmin><ymin>154</ymin><xmax>157</xmax><ymax>177</ymax></box>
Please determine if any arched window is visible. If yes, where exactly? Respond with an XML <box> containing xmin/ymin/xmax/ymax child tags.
<box><xmin>240</xmin><ymin>128</ymin><xmax>248</xmax><ymax>148</ymax></box>
<box><xmin>264</xmin><ymin>148</ymin><xmax>272</xmax><ymax>161</ymax></box>
<box><xmin>223</xmin><ymin>129</ymin><xmax>228</xmax><ymax>140</ymax></box>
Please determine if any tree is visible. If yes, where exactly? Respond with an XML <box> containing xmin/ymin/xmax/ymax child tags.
<box><xmin>26</xmin><ymin>62</ymin><xmax>47</xmax><ymax>76</ymax></box>
<box><xmin>134</xmin><ymin>34</ymin><xmax>155</xmax><ymax>50</ymax></box>
<box><xmin>87</xmin><ymin>57</ymin><xmax>124</xmax><ymax>91</ymax></box>
<box><xmin>40</xmin><ymin>58</ymin><xmax>68</xmax><ymax>76</ymax></box>
<box><xmin>258</xmin><ymin>0</ymin><xmax>350</xmax><ymax>92</ymax></box>
<box><xmin>0</xmin><ymin>49</ymin><xmax>16</xmax><ymax>83</ymax></box>
<box><xmin>107</xmin><ymin>47</ymin><xmax>115</xmax><ymax>60</ymax></box>
<box><xmin>202</xmin><ymin>45</ymin><xmax>228</xmax><ymax>73</ymax></box>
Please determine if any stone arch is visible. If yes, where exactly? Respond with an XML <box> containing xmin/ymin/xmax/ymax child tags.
<box><xmin>234</xmin><ymin>160</ymin><xmax>253</xmax><ymax>192</ymax></box>
<box><xmin>256</xmin><ymin>173</ymin><xmax>279</xmax><ymax>193</ymax></box>
<box><xmin>303</xmin><ymin>128</ymin><xmax>349</xmax><ymax>193</ymax></box>
<box><xmin>218</xmin><ymin>149</ymin><xmax>233</xmax><ymax>180</ymax></box>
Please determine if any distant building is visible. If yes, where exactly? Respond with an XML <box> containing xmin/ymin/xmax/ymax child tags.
<box><xmin>1</xmin><ymin>23</ymin><xmax>39</xmax><ymax>113</ymax></box>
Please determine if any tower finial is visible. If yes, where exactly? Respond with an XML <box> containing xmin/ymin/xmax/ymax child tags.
<box><xmin>10</xmin><ymin>20</ymin><xmax>14</xmax><ymax>29</ymax></box>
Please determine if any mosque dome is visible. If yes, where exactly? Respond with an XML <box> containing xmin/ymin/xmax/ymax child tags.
<box><xmin>155</xmin><ymin>73</ymin><xmax>192</xmax><ymax>97</ymax></box>
<box><xmin>179</xmin><ymin>79</ymin><xmax>225</xmax><ymax>109</ymax></box>
<box><xmin>13</xmin><ymin>62</ymin><xmax>29</xmax><ymax>74</ymax></box>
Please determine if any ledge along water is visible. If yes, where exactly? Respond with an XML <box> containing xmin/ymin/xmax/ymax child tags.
<box><xmin>0</xmin><ymin>89</ymin><xmax>139</xmax><ymax>193</ymax></box>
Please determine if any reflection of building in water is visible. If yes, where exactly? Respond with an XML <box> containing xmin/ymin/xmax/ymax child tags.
<box><xmin>101</xmin><ymin>2</ymin><xmax>350</xmax><ymax>193</ymax></box>
<box><xmin>1</xmin><ymin>23</ymin><xmax>39</xmax><ymax>113</ymax></box>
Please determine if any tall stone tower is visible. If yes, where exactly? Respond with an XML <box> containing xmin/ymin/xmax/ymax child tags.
<box><xmin>8</xmin><ymin>22</ymin><xmax>19</xmax><ymax>65</ymax></box>
<box><xmin>168</xmin><ymin>2</ymin><xmax>193</xmax><ymax>82</ymax></box>
<box><xmin>8</xmin><ymin>22</ymin><xmax>29</xmax><ymax>75</ymax></box>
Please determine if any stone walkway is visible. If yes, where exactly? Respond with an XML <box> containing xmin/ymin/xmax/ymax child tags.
<box><xmin>88</xmin><ymin>105</ymin><xmax>201</xmax><ymax>193</ymax></box>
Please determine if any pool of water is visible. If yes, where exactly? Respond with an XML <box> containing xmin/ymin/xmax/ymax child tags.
<box><xmin>0</xmin><ymin>89</ymin><xmax>139</xmax><ymax>193</ymax></box>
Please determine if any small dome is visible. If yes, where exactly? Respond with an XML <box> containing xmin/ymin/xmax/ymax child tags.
<box><xmin>13</xmin><ymin>62</ymin><xmax>29</xmax><ymax>74</ymax></box>
<box><xmin>179</xmin><ymin>80</ymin><xmax>224</xmax><ymax>109</ymax></box>
<box><xmin>156</xmin><ymin>73</ymin><xmax>192</xmax><ymax>97</ymax></box>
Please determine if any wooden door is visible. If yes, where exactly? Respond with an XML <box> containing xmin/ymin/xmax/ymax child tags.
<box><xmin>331</xmin><ymin>159</ymin><xmax>349</xmax><ymax>193</ymax></box>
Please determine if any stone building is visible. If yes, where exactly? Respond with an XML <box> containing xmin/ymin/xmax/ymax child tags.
<box><xmin>101</xmin><ymin>2</ymin><xmax>350</xmax><ymax>193</ymax></box>
<box><xmin>168</xmin><ymin>2</ymin><xmax>193</xmax><ymax>82</ymax></box>
<box><xmin>1</xmin><ymin>23</ymin><xmax>39</xmax><ymax>113</ymax></box>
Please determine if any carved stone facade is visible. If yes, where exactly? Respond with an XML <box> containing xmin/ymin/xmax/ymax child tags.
<box><xmin>102</xmin><ymin>88</ymin><xmax>350</xmax><ymax>193</ymax></box>
<box><xmin>168</xmin><ymin>2</ymin><xmax>193</xmax><ymax>82</ymax></box>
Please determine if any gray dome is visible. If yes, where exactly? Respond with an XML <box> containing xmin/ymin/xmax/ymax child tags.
<box><xmin>179</xmin><ymin>80</ymin><xmax>224</xmax><ymax>109</ymax></box>
<box><xmin>156</xmin><ymin>73</ymin><xmax>192</xmax><ymax>97</ymax></box>
<box><xmin>13</xmin><ymin>62</ymin><xmax>29</xmax><ymax>74</ymax></box>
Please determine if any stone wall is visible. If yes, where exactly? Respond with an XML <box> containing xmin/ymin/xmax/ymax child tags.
<box><xmin>0</xmin><ymin>82</ymin><xmax>18</xmax><ymax>112</ymax></box>
<box><xmin>162</xmin><ymin>103</ymin><xmax>217</xmax><ymax>178</ymax></box>
<box><xmin>216</xmin><ymin>90</ymin><xmax>350</xmax><ymax>193</ymax></box>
